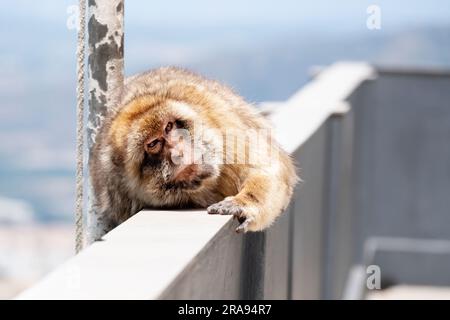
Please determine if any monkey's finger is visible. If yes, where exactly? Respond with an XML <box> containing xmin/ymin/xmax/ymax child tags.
<box><xmin>207</xmin><ymin>203</ymin><xmax>222</xmax><ymax>214</ymax></box>
<box><xmin>207</xmin><ymin>201</ymin><xmax>242</xmax><ymax>216</ymax></box>
<box><xmin>206</xmin><ymin>203</ymin><xmax>221</xmax><ymax>214</ymax></box>
<box><xmin>235</xmin><ymin>217</ymin><xmax>254</xmax><ymax>233</ymax></box>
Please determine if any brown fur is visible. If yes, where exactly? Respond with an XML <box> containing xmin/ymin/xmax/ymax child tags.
<box><xmin>90</xmin><ymin>67</ymin><xmax>298</xmax><ymax>239</ymax></box>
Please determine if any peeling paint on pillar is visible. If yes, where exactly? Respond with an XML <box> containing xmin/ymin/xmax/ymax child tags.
<box><xmin>87</xmin><ymin>0</ymin><xmax>124</xmax><ymax>243</ymax></box>
<box><xmin>87</xmin><ymin>0</ymin><xmax>124</xmax><ymax>149</ymax></box>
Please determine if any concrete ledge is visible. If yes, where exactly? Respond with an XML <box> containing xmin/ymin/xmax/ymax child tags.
<box><xmin>270</xmin><ymin>62</ymin><xmax>374</xmax><ymax>153</ymax></box>
<box><xmin>18</xmin><ymin>210</ymin><xmax>232</xmax><ymax>299</ymax></box>
<box><xmin>367</xmin><ymin>285</ymin><xmax>450</xmax><ymax>300</ymax></box>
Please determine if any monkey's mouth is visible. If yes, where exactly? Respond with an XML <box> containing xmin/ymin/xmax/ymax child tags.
<box><xmin>163</xmin><ymin>164</ymin><xmax>214</xmax><ymax>191</ymax></box>
<box><xmin>173</xmin><ymin>164</ymin><xmax>200</xmax><ymax>182</ymax></box>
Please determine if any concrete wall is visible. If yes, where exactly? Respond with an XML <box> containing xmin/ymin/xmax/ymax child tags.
<box><xmin>322</xmin><ymin>110</ymin><xmax>357</xmax><ymax>299</ymax></box>
<box><xmin>352</xmin><ymin>71</ymin><xmax>450</xmax><ymax>257</ymax></box>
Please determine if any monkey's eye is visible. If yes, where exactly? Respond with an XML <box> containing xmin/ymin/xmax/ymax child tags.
<box><xmin>175</xmin><ymin>120</ymin><xmax>186</xmax><ymax>128</ymax></box>
<box><xmin>165</xmin><ymin>122</ymin><xmax>173</xmax><ymax>134</ymax></box>
<box><xmin>147</xmin><ymin>139</ymin><xmax>159</xmax><ymax>149</ymax></box>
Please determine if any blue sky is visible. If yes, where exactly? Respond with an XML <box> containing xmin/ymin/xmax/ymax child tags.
<box><xmin>126</xmin><ymin>0</ymin><xmax>450</xmax><ymax>31</ymax></box>
<box><xmin>2</xmin><ymin>1</ymin><xmax>449</xmax><ymax>70</ymax></box>
<box><xmin>139</xmin><ymin>0</ymin><xmax>449</xmax><ymax>29</ymax></box>
<box><xmin>2</xmin><ymin>1</ymin><xmax>450</xmax><ymax>32</ymax></box>
<box><xmin>2</xmin><ymin>1</ymin><xmax>449</xmax><ymax>71</ymax></box>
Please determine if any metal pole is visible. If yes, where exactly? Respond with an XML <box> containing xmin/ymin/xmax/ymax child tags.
<box><xmin>87</xmin><ymin>0</ymin><xmax>124</xmax><ymax>243</ymax></box>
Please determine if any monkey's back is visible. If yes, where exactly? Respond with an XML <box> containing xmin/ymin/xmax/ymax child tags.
<box><xmin>120</xmin><ymin>67</ymin><xmax>269</xmax><ymax>131</ymax></box>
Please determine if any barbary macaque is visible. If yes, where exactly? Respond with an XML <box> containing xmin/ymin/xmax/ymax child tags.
<box><xmin>90</xmin><ymin>67</ymin><xmax>298</xmax><ymax>240</ymax></box>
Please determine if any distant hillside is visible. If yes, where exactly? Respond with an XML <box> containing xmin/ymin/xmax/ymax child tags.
<box><xmin>188</xmin><ymin>26</ymin><xmax>450</xmax><ymax>101</ymax></box>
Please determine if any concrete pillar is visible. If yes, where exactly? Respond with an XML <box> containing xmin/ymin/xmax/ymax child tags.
<box><xmin>86</xmin><ymin>0</ymin><xmax>124</xmax><ymax>243</ymax></box>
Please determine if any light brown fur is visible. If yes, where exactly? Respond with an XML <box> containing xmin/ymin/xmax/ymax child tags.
<box><xmin>90</xmin><ymin>67</ymin><xmax>298</xmax><ymax>239</ymax></box>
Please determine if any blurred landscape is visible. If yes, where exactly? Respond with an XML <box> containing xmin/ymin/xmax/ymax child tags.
<box><xmin>0</xmin><ymin>0</ymin><xmax>449</xmax><ymax>298</ymax></box>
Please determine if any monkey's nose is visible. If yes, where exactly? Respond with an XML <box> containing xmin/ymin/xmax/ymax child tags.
<box><xmin>164</xmin><ymin>139</ymin><xmax>174</xmax><ymax>149</ymax></box>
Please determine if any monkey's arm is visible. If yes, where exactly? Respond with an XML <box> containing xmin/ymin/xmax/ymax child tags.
<box><xmin>207</xmin><ymin>161</ymin><xmax>297</xmax><ymax>232</ymax></box>
<box><xmin>89</xmin><ymin>161</ymin><xmax>142</xmax><ymax>242</ymax></box>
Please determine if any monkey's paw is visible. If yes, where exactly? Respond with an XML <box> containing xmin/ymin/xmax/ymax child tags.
<box><xmin>207</xmin><ymin>197</ymin><xmax>255</xmax><ymax>233</ymax></box>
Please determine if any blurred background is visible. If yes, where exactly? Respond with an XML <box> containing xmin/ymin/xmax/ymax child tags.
<box><xmin>0</xmin><ymin>0</ymin><xmax>449</xmax><ymax>298</ymax></box>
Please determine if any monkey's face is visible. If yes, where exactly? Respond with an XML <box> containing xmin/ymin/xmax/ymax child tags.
<box><xmin>113</xmin><ymin>97</ymin><xmax>221</xmax><ymax>200</ymax></box>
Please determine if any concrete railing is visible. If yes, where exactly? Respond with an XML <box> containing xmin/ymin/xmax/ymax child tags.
<box><xmin>20</xmin><ymin>62</ymin><xmax>450</xmax><ymax>299</ymax></box>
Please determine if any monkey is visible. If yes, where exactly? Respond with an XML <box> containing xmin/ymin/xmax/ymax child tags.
<box><xmin>89</xmin><ymin>67</ymin><xmax>298</xmax><ymax>241</ymax></box>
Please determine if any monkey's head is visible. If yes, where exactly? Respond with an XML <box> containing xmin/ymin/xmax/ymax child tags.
<box><xmin>109</xmin><ymin>95</ymin><xmax>222</xmax><ymax>204</ymax></box>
